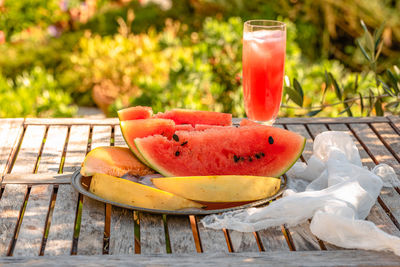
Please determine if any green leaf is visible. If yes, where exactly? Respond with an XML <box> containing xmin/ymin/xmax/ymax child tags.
<box><xmin>368</xmin><ymin>89</ymin><xmax>374</xmax><ymax>116</ymax></box>
<box><xmin>328</xmin><ymin>73</ymin><xmax>342</xmax><ymax>100</ymax></box>
<box><xmin>386</xmin><ymin>69</ymin><xmax>399</xmax><ymax>94</ymax></box>
<box><xmin>339</xmin><ymin>105</ymin><xmax>352</xmax><ymax>115</ymax></box>
<box><xmin>360</xmin><ymin>20</ymin><xmax>374</xmax><ymax>53</ymax></box>
<box><xmin>378</xmin><ymin>78</ymin><xmax>394</xmax><ymax>96</ymax></box>
<box><xmin>285</xmin><ymin>86</ymin><xmax>303</xmax><ymax>107</ymax></box>
<box><xmin>359</xmin><ymin>92</ymin><xmax>364</xmax><ymax>114</ymax></box>
<box><xmin>306</xmin><ymin>109</ymin><xmax>323</xmax><ymax>117</ymax></box>
<box><xmin>374</xmin><ymin>98</ymin><xmax>384</xmax><ymax>116</ymax></box>
<box><xmin>357</xmin><ymin>39</ymin><xmax>371</xmax><ymax>62</ymax></box>
<box><xmin>293</xmin><ymin>78</ymin><xmax>304</xmax><ymax>102</ymax></box>
<box><xmin>353</xmin><ymin>74</ymin><xmax>359</xmax><ymax>93</ymax></box>
<box><xmin>374</xmin><ymin>22</ymin><xmax>385</xmax><ymax>49</ymax></box>
<box><xmin>385</xmin><ymin>101</ymin><xmax>400</xmax><ymax>109</ymax></box>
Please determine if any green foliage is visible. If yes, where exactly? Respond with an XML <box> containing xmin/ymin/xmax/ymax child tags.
<box><xmin>0</xmin><ymin>0</ymin><xmax>68</xmax><ymax>41</ymax></box>
<box><xmin>0</xmin><ymin>67</ymin><xmax>77</xmax><ymax>117</ymax></box>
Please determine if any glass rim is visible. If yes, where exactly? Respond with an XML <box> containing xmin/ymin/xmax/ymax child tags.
<box><xmin>244</xmin><ymin>20</ymin><xmax>286</xmax><ymax>30</ymax></box>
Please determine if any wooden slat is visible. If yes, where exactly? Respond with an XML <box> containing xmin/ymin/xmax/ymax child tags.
<box><xmin>77</xmin><ymin>196</ymin><xmax>105</xmax><ymax>255</ymax></box>
<box><xmin>370</xmin><ymin>123</ymin><xmax>400</xmax><ymax>164</ymax></box>
<box><xmin>77</xmin><ymin>126</ymin><xmax>110</xmax><ymax>255</ymax></box>
<box><xmin>13</xmin><ymin>185</ymin><xmax>53</xmax><ymax>256</ymax></box>
<box><xmin>62</xmin><ymin>126</ymin><xmax>90</xmax><ymax>173</ymax></box>
<box><xmin>1</xmin><ymin>250</ymin><xmax>400</xmax><ymax>266</ymax></box>
<box><xmin>0</xmin><ymin>119</ymin><xmax>24</xmax><ymax>179</ymax></box>
<box><xmin>25</xmin><ymin>118</ymin><xmax>119</xmax><ymax>125</ymax></box>
<box><xmin>350</xmin><ymin>123</ymin><xmax>400</xmax><ymax>176</ymax></box>
<box><xmin>166</xmin><ymin>216</ymin><xmax>196</xmax><ymax>253</ymax></box>
<box><xmin>114</xmin><ymin>125</ymin><xmax>128</xmax><ymax>148</ymax></box>
<box><xmin>45</xmin><ymin>185</ymin><xmax>79</xmax><ymax>256</ymax></box>
<box><xmin>196</xmin><ymin>216</ymin><xmax>228</xmax><ymax>253</ymax></box>
<box><xmin>306</xmin><ymin>124</ymin><xmax>329</xmax><ymax>138</ymax></box>
<box><xmin>228</xmin><ymin>230</ymin><xmax>259</xmax><ymax>252</ymax></box>
<box><xmin>0</xmin><ymin>184</ymin><xmax>28</xmax><ymax>256</ymax></box>
<box><xmin>11</xmin><ymin>125</ymin><xmax>46</xmax><ymax>174</ymax></box>
<box><xmin>139</xmin><ymin>213</ymin><xmax>166</xmax><ymax>254</ymax></box>
<box><xmin>109</xmin><ymin>206</ymin><xmax>135</xmax><ymax>255</ymax></box>
<box><xmin>36</xmin><ymin>126</ymin><xmax>68</xmax><ymax>174</ymax></box>
<box><xmin>388</xmin><ymin>115</ymin><xmax>400</xmax><ymax>132</ymax></box>
<box><xmin>2</xmin><ymin>173</ymin><xmax>72</xmax><ymax>184</ymax></box>
<box><xmin>276</xmin><ymin>116</ymin><xmax>389</xmax><ymax>124</ymax></box>
<box><xmin>257</xmin><ymin>227</ymin><xmax>290</xmax><ymax>251</ymax></box>
<box><xmin>282</xmin><ymin>124</ymin><xmax>321</xmax><ymax>251</ymax></box>
<box><xmin>90</xmin><ymin>126</ymin><xmax>112</xmax><ymax>150</ymax></box>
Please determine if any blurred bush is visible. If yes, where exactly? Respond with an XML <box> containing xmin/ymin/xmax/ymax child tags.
<box><xmin>0</xmin><ymin>67</ymin><xmax>77</xmax><ymax>117</ymax></box>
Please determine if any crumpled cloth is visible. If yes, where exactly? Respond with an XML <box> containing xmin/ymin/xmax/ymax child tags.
<box><xmin>201</xmin><ymin>131</ymin><xmax>400</xmax><ymax>255</ymax></box>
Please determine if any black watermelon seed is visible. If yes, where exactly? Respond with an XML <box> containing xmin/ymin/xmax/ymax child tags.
<box><xmin>249</xmin><ymin>156</ymin><xmax>253</xmax><ymax>162</ymax></box>
<box><xmin>175</xmin><ymin>151</ymin><xmax>180</xmax><ymax>156</ymax></box>
<box><xmin>181</xmin><ymin>141</ymin><xmax>188</xmax><ymax>146</ymax></box>
<box><xmin>233</xmin><ymin>155</ymin><xmax>239</xmax><ymax>163</ymax></box>
<box><xmin>260</xmin><ymin>152</ymin><xmax>265</xmax><ymax>157</ymax></box>
<box><xmin>255</xmin><ymin>154</ymin><xmax>261</xmax><ymax>159</ymax></box>
<box><xmin>268</xmin><ymin>136</ymin><xmax>274</xmax><ymax>144</ymax></box>
<box><xmin>173</xmin><ymin>134</ymin><xmax>179</xmax><ymax>142</ymax></box>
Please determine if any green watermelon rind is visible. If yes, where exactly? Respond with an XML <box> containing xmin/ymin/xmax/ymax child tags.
<box><xmin>119</xmin><ymin>121</ymin><xmax>152</xmax><ymax>168</ymax></box>
<box><xmin>135</xmin><ymin>134</ymin><xmax>307</xmax><ymax>178</ymax></box>
<box><xmin>135</xmin><ymin>138</ymin><xmax>176</xmax><ymax>176</ymax></box>
<box><xmin>274</xmin><ymin>136</ymin><xmax>306</xmax><ymax>177</ymax></box>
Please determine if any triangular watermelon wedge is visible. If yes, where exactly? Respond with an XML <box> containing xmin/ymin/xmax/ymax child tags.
<box><xmin>134</xmin><ymin>125</ymin><xmax>305</xmax><ymax>177</ymax></box>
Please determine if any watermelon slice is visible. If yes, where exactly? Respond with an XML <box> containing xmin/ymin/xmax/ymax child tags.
<box><xmin>154</xmin><ymin>109</ymin><xmax>232</xmax><ymax>126</ymax></box>
<box><xmin>120</xmin><ymin>119</ymin><xmax>176</xmax><ymax>165</ymax></box>
<box><xmin>135</xmin><ymin>125</ymin><xmax>305</xmax><ymax>177</ymax></box>
<box><xmin>118</xmin><ymin>106</ymin><xmax>153</xmax><ymax>121</ymax></box>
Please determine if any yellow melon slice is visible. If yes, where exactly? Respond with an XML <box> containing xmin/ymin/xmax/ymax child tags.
<box><xmin>152</xmin><ymin>175</ymin><xmax>281</xmax><ymax>202</ymax></box>
<box><xmin>89</xmin><ymin>173</ymin><xmax>204</xmax><ymax>210</ymax></box>
<box><xmin>80</xmin><ymin>146</ymin><xmax>154</xmax><ymax>177</ymax></box>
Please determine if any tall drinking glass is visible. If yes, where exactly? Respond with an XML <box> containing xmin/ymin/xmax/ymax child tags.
<box><xmin>242</xmin><ymin>20</ymin><xmax>286</xmax><ymax>125</ymax></box>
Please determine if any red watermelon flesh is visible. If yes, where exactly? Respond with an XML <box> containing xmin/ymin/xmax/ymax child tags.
<box><xmin>120</xmin><ymin>119</ymin><xmax>176</xmax><ymax>165</ymax></box>
<box><xmin>118</xmin><ymin>106</ymin><xmax>153</xmax><ymax>121</ymax></box>
<box><xmin>135</xmin><ymin>125</ymin><xmax>305</xmax><ymax>177</ymax></box>
<box><xmin>154</xmin><ymin>109</ymin><xmax>232</xmax><ymax>126</ymax></box>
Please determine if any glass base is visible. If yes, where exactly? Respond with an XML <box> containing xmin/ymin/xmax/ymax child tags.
<box><xmin>248</xmin><ymin>119</ymin><xmax>275</xmax><ymax>126</ymax></box>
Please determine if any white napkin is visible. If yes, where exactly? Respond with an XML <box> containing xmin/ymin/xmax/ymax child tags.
<box><xmin>201</xmin><ymin>131</ymin><xmax>400</xmax><ymax>255</ymax></box>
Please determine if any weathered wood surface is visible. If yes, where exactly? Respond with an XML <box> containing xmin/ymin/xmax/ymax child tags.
<box><xmin>0</xmin><ymin>184</ymin><xmax>28</xmax><ymax>256</ymax></box>
<box><xmin>77</xmin><ymin>126</ymin><xmax>110</xmax><ymax>255</ymax></box>
<box><xmin>228</xmin><ymin>230</ymin><xmax>259</xmax><ymax>252</ymax></box>
<box><xmin>113</xmin><ymin>125</ymin><xmax>128</xmax><ymax>148</ymax></box>
<box><xmin>37</xmin><ymin>126</ymin><xmax>68</xmax><ymax>174</ymax></box>
<box><xmin>196</xmin><ymin>216</ymin><xmax>228</xmax><ymax>253</ymax></box>
<box><xmin>257</xmin><ymin>227</ymin><xmax>290</xmax><ymax>251</ymax></box>
<box><xmin>370</xmin><ymin>122</ymin><xmax>400</xmax><ymax>166</ymax></box>
<box><xmin>139</xmin><ymin>213</ymin><xmax>166</xmax><ymax>254</ymax></box>
<box><xmin>0</xmin><ymin>119</ymin><xmax>24</xmax><ymax>180</ymax></box>
<box><xmin>45</xmin><ymin>185</ymin><xmax>79</xmax><ymax>256</ymax></box>
<box><xmin>2</xmin><ymin>173</ymin><xmax>72</xmax><ymax>184</ymax></box>
<box><xmin>62</xmin><ymin>125</ymin><xmax>90</xmax><ymax>173</ymax></box>
<box><xmin>11</xmin><ymin>125</ymin><xmax>46</xmax><ymax>174</ymax></box>
<box><xmin>166</xmin><ymin>216</ymin><xmax>196</xmax><ymax>253</ymax></box>
<box><xmin>109</xmin><ymin>206</ymin><xmax>135</xmax><ymax>255</ymax></box>
<box><xmin>2</xmin><ymin>250</ymin><xmax>400</xmax><ymax>266</ymax></box>
<box><xmin>25</xmin><ymin>118</ymin><xmax>119</xmax><ymax>125</ymax></box>
<box><xmin>13</xmin><ymin>185</ymin><xmax>53</xmax><ymax>256</ymax></box>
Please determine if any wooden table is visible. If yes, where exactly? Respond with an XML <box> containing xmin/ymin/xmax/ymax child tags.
<box><xmin>0</xmin><ymin>117</ymin><xmax>400</xmax><ymax>266</ymax></box>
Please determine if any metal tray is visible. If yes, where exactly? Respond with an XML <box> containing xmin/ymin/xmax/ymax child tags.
<box><xmin>71</xmin><ymin>170</ymin><xmax>287</xmax><ymax>215</ymax></box>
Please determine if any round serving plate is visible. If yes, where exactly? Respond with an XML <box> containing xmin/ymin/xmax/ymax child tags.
<box><xmin>71</xmin><ymin>169</ymin><xmax>287</xmax><ymax>215</ymax></box>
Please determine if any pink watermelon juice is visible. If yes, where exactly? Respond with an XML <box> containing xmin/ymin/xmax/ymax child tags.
<box><xmin>242</xmin><ymin>28</ymin><xmax>286</xmax><ymax>123</ymax></box>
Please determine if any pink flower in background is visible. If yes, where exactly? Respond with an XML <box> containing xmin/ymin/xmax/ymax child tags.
<box><xmin>0</xmin><ymin>31</ymin><xmax>5</xmax><ymax>44</ymax></box>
